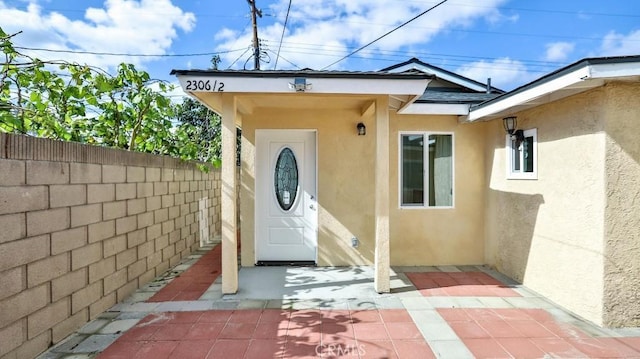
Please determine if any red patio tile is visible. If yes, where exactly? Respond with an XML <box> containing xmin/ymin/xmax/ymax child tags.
<box><xmin>476</xmin><ymin>320</ymin><xmax>522</xmax><ymax>338</ymax></box>
<box><xmin>462</xmin><ymin>338</ymin><xmax>511</xmax><ymax>359</ymax></box>
<box><xmin>321</xmin><ymin>309</ymin><xmax>351</xmax><ymax>324</ymax></box>
<box><xmin>350</xmin><ymin>310</ymin><xmax>382</xmax><ymax>324</ymax></box>
<box><xmin>137</xmin><ymin>312</ymin><xmax>172</xmax><ymax>325</ymax></box>
<box><xmin>147</xmin><ymin>290</ymin><xmax>179</xmax><ymax>302</ymax></box>
<box><xmin>283</xmin><ymin>341</ymin><xmax>322</xmax><ymax>358</ymax></box>
<box><xmin>490</xmin><ymin>286</ymin><xmax>521</xmax><ymax>297</ymax></box>
<box><xmin>207</xmin><ymin>339</ymin><xmax>250</xmax><ymax>359</ymax></box>
<box><xmin>134</xmin><ymin>340</ymin><xmax>178</xmax><ymax>359</ymax></box>
<box><xmin>117</xmin><ymin>324</ymin><xmax>161</xmax><ymax>341</ymax></box>
<box><xmin>259</xmin><ymin>309</ymin><xmax>290</xmax><ymax>323</ymax></box>
<box><xmin>508</xmin><ymin>320</ymin><xmax>556</xmax><ymax>338</ymax></box>
<box><xmin>321</xmin><ymin>323</ymin><xmax>354</xmax><ymax>344</ymax></box>
<box><xmin>493</xmin><ymin>308</ymin><xmax>535</xmax><ymax>321</ymax></box>
<box><xmin>229</xmin><ymin>309</ymin><xmax>262</xmax><ymax>323</ymax></box>
<box><xmin>454</xmin><ymin>277</ymin><xmax>482</xmax><ymax>285</ymax></box>
<box><xmin>167</xmin><ymin>311</ymin><xmax>203</xmax><ymax>324</ymax></box>
<box><xmin>245</xmin><ymin>339</ymin><xmax>286</xmax><ymax>359</ymax></box>
<box><xmin>520</xmin><ymin>308</ymin><xmax>555</xmax><ymax>322</ymax></box>
<box><xmin>219</xmin><ymin>322</ymin><xmax>257</xmax><ymax>339</ymax></box>
<box><xmin>438</xmin><ymin>308</ymin><xmax>474</xmax><ymax>322</ymax></box>
<box><xmin>172</xmin><ymin>291</ymin><xmax>203</xmax><ymax>301</ymax></box>
<box><xmin>150</xmin><ymin>323</ymin><xmax>193</xmax><ymax>341</ymax></box>
<box><xmin>530</xmin><ymin>338</ymin><xmax>587</xmax><ymax>358</ymax></box>
<box><xmin>379</xmin><ymin>309</ymin><xmax>413</xmax><ymax>322</ymax></box>
<box><xmin>359</xmin><ymin>340</ymin><xmax>397</xmax><ymax>359</ymax></box>
<box><xmin>385</xmin><ymin>322</ymin><xmax>423</xmax><ymax>340</ymax></box>
<box><xmin>540</xmin><ymin>321</ymin><xmax>590</xmax><ymax>339</ymax></box>
<box><xmin>97</xmin><ymin>340</ymin><xmax>142</xmax><ymax>359</ymax></box>
<box><xmin>498</xmin><ymin>338</ymin><xmax>547</xmax><ymax>359</ymax></box>
<box><xmin>619</xmin><ymin>337</ymin><xmax>640</xmax><ymax>352</ymax></box>
<box><xmin>353</xmin><ymin>323</ymin><xmax>390</xmax><ymax>340</ymax></box>
<box><xmin>253</xmin><ymin>321</ymin><xmax>288</xmax><ymax>339</ymax></box>
<box><xmin>433</xmin><ymin>277</ymin><xmax>458</xmax><ymax>287</ymax></box>
<box><xmin>184</xmin><ymin>322</ymin><xmax>225</xmax><ymax>340</ymax></box>
<box><xmin>569</xmin><ymin>337</ymin><xmax>639</xmax><ymax>358</ymax></box>
<box><xmin>198</xmin><ymin>310</ymin><xmax>233</xmax><ymax>323</ymax></box>
<box><xmin>449</xmin><ymin>321</ymin><xmax>491</xmax><ymax>339</ymax></box>
<box><xmin>288</xmin><ymin>326</ymin><xmax>322</xmax><ymax>344</ymax></box>
<box><xmin>598</xmin><ymin>338</ymin><xmax>640</xmax><ymax>357</ymax></box>
<box><xmin>464</xmin><ymin>308</ymin><xmax>500</xmax><ymax>322</ymax></box>
<box><xmin>392</xmin><ymin>340</ymin><xmax>436</xmax><ymax>359</ymax></box>
<box><xmin>169</xmin><ymin>340</ymin><xmax>215</xmax><ymax>359</ymax></box>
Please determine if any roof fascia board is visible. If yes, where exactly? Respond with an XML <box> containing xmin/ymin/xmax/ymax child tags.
<box><xmin>466</xmin><ymin>66</ymin><xmax>591</xmax><ymax>122</ymax></box>
<box><xmin>386</xmin><ymin>63</ymin><xmax>488</xmax><ymax>92</ymax></box>
<box><xmin>589</xmin><ymin>62</ymin><xmax>640</xmax><ymax>79</ymax></box>
<box><xmin>400</xmin><ymin>103</ymin><xmax>470</xmax><ymax>115</ymax></box>
<box><xmin>175</xmin><ymin>75</ymin><xmax>430</xmax><ymax>96</ymax></box>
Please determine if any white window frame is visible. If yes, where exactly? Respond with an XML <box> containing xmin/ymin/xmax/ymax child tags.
<box><xmin>506</xmin><ymin>128</ymin><xmax>537</xmax><ymax>180</ymax></box>
<box><xmin>398</xmin><ymin>131</ymin><xmax>455</xmax><ymax>209</ymax></box>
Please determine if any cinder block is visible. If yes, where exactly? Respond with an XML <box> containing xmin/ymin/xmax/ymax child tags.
<box><xmin>116</xmin><ymin>280</ymin><xmax>138</xmax><ymax>302</ymax></box>
<box><xmin>116</xmin><ymin>216</ymin><xmax>137</xmax><ymax>235</ymax></box>
<box><xmin>103</xmin><ymin>235</ymin><xmax>126</xmax><ymax>258</ymax></box>
<box><xmin>27</xmin><ymin>297</ymin><xmax>69</xmax><ymax>339</ymax></box>
<box><xmin>89</xmin><ymin>256</ymin><xmax>116</xmax><ymax>283</ymax></box>
<box><xmin>175</xmin><ymin>216</ymin><xmax>186</xmax><ymax>230</ymax></box>
<box><xmin>71</xmin><ymin>242</ymin><xmax>102</xmax><ymax>271</ymax></box>
<box><xmin>127</xmin><ymin>259</ymin><xmax>146</xmax><ymax>281</ymax></box>
<box><xmin>27</xmin><ymin>253</ymin><xmax>69</xmax><ymax>288</ymax></box>
<box><xmin>116</xmin><ymin>248</ymin><xmax>136</xmax><ymax>270</ymax></box>
<box><xmin>115</xmin><ymin>183</ymin><xmax>136</xmax><ymax>200</ymax></box>
<box><xmin>103</xmin><ymin>201</ymin><xmax>126</xmax><ymax>221</ymax></box>
<box><xmin>146</xmin><ymin>168</ymin><xmax>161</xmax><ymax>182</ymax></box>
<box><xmin>0</xmin><ymin>213</ymin><xmax>26</xmax><ymax>244</ymax></box>
<box><xmin>190</xmin><ymin>181</ymin><xmax>198</xmax><ymax>191</ymax></box>
<box><xmin>0</xmin><ymin>319</ymin><xmax>24</xmax><ymax>357</ymax></box>
<box><xmin>0</xmin><ymin>284</ymin><xmax>48</xmax><ymax>328</ymax></box>
<box><xmin>175</xmin><ymin>169</ymin><xmax>186</xmax><ymax>181</ymax></box>
<box><xmin>136</xmin><ymin>182</ymin><xmax>154</xmax><ymax>198</ymax></box>
<box><xmin>154</xmin><ymin>208</ymin><xmax>169</xmax><ymax>224</ymax></box>
<box><xmin>161</xmin><ymin>194</ymin><xmax>174</xmax><ymax>208</ymax></box>
<box><xmin>180</xmin><ymin>204</ymin><xmax>190</xmax><ymax>217</ymax></box>
<box><xmin>70</xmin><ymin>203</ymin><xmax>102</xmax><ymax>228</ymax></box>
<box><xmin>169</xmin><ymin>230</ymin><xmax>180</xmax><ymax>244</ymax></box>
<box><xmin>0</xmin><ymin>235</ymin><xmax>49</xmax><ymax>272</ymax></box>
<box><xmin>137</xmin><ymin>212</ymin><xmax>153</xmax><ymax>229</ymax></box>
<box><xmin>161</xmin><ymin>168</ymin><xmax>174</xmax><ymax>182</ymax></box>
<box><xmin>162</xmin><ymin>245</ymin><xmax>175</xmax><ymax>261</ymax></box>
<box><xmin>147</xmin><ymin>224</ymin><xmax>162</xmax><ymax>242</ymax></box>
<box><xmin>180</xmin><ymin>181</ymin><xmax>190</xmax><ymax>193</ymax></box>
<box><xmin>161</xmin><ymin>220</ymin><xmax>175</xmax><ymax>235</ymax></box>
<box><xmin>51</xmin><ymin>227</ymin><xmax>87</xmax><ymax>255</ymax></box>
<box><xmin>184</xmin><ymin>191</ymin><xmax>194</xmax><ymax>202</ymax></box>
<box><xmin>14</xmin><ymin>328</ymin><xmax>50</xmax><ymax>359</ymax></box>
<box><xmin>174</xmin><ymin>193</ymin><xmax>185</xmax><ymax>206</ymax></box>
<box><xmin>169</xmin><ymin>253</ymin><xmax>181</xmax><ymax>267</ymax></box>
<box><xmin>0</xmin><ymin>186</ymin><xmax>48</xmax><ymax>215</ymax></box>
<box><xmin>127</xmin><ymin>198</ymin><xmax>146</xmax><ymax>216</ymax></box>
<box><xmin>52</xmin><ymin>307</ymin><xmax>88</xmax><ymax>343</ymax></box>
<box><xmin>70</xmin><ymin>163</ymin><xmax>101</xmax><ymax>184</ymax></box>
<box><xmin>89</xmin><ymin>292</ymin><xmax>116</xmax><ymax>320</ymax></box>
<box><xmin>175</xmin><ymin>238</ymin><xmax>186</xmax><ymax>253</ymax></box>
<box><xmin>146</xmin><ymin>196</ymin><xmax>161</xmax><ymax>211</ymax></box>
<box><xmin>50</xmin><ymin>184</ymin><xmax>86</xmax><ymax>208</ymax></box>
<box><xmin>154</xmin><ymin>234</ymin><xmax>169</xmax><ymax>251</ymax></box>
<box><xmin>137</xmin><ymin>241</ymin><xmax>154</xmax><ymax>259</ymax></box>
<box><xmin>27</xmin><ymin>208</ymin><xmax>69</xmax><ymax>236</ymax></box>
<box><xmin>88</xmin><ymin>220</ymin><xmax>115</xmax><ymax>243</ymax></box>
<box><xmin>168</xmin><ymin>182</ymin><xmax>180</xmax><ymax>194</ymax></box>
<box><xmin>26</xmin><ymin>161</ymin><xmax>69</xmax><ymax>185</ymax></box>
<box><xmin>184</xmin><ymin>169</ymin><xmax>193</xmax><ymax>181</ymax></box>
<box><xmin>153</xmin><ymin>182</ymin><xmax>168</xmax><ymax>196</ymax></box>
<box><xmin>147</xmin><ymin>252</ymin><xmax>162</xmax><ymax>270</ymax></box>
<box><xmin>0</xmin><ymin>159</ymin><xmax>25</xmax><ymax>186</ymax></box>
<box><xmin>155</xmin><ymin>259</ymin><xmax>170</xmax><ymax>275</ymax></box>
<box><xmin>126</xmin><ymin>166</ymin><xmax>145</xmax><ymax>183</ymax></box>
<box><xmin>87</xmin><ymin>184</ymin><xmax>115</xmax><ymax>203</ymax></box>
<box><xmin>71</xmin><ymin>281</ymin><xmax>101</xmax><ymax>314</ymax></box>
<box><xmin>52</xmin><ymin>268</ymin><xmax>87</xmax><ymax>302</ymax></box>
<box><xmin>102</xmin><ymin>165</ymin><xmax>126</xmax><ymax>183</ymax></box>
<box><xmin>104</xmin><ymin>269</ymin><xmax>127</xmax><ymax>295</ymax></box>
<box><xmin>0</xmin><ymin>267</ymin><xmax>24</xmax><ymax>301</ymax></box>
<box><xmin>126</xmin><ymin>229</ymin><xmax>146</xmax><ymax>248</ymax></box>
<box><xmin>139</xmin><ymin>269</ymin><xmax>156</xmax><ymax>287</ymax></box>
<box><xmin>169</xmin><ymin>205</ymin><xmax>180</xmax><ymax>219</ymax></box>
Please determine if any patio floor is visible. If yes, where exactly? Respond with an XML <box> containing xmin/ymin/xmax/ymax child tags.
<box><xmin>40</xmin><ymin>244</ymin><xmax>640</xmax><ymax>359</ymax></box>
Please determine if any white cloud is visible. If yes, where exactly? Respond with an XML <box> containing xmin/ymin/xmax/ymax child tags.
<box><xmin>544</xmin><ymin>42</ymin><xmax>575</xmax><ymax>62</ymax></box>
<box><xmin>214</xmin><ymin>0</ymin><xmax>510</xmax><ymax>70</ymax></box>
<box><xmin>0</xmin><ymin>0</ymin><xmax>195</xmax><ymax>70</ymax></box>
<box><xmin>599</xmin><ymin>29</ymin><xmax>640</xmax><ymax>56</ymax></box>
<box><xmin>456</xmin><ymin>57</ymin><xmax>535</xmax><ymax>90</ymax></box>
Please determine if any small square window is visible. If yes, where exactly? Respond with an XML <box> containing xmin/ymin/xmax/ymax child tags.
<box><xmin>506</xmin><ymin>128</ymin><xmax>537</xmax><ymax>179</ymax></box>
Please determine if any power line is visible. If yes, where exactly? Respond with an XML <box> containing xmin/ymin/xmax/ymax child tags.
<box><xmin>273</xmin><ymin>0</ymin><xmax>292</xmax><ymax>70</ymax></box>
<box><xmin>13</xmin><ymin>46</ymin><xmax>245</xmax><ymax>58</ymax></box>
<box><xmin>321</xmin><ymin>0</ymin><xmax>449</xmax><ymax>70</ymax></box>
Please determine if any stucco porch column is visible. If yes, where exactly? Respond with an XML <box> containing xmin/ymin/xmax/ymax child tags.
<box><xmin>374</xmin><ymin>96</ymin><xmax>391</xmax><ymax>293</ymax></box>
<box><xmin>221</xmin><ymin>94</ymin><xmax>238</xmax><ymax>294</ymax></box>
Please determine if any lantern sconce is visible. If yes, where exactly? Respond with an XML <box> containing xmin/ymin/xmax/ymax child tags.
<box><xmin>502</xmin><ymin>116</ymin><xmax>524</xmax><ymax>145</ymax></box>
<box><xmin>357</xmin><ymin>122</ymin><xmax>366</xmax><ymax>136</ymax></box>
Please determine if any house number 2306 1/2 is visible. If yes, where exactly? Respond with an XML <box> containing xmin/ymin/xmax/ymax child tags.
<box><xmin>185</xmin><ymin>80</ymin><xmax>225</xmax><ymax>92</ymax></box>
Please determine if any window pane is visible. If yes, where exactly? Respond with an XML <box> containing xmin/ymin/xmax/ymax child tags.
<box><xmin>402</xmin><ymin>135</ymin><xmax>424</xmax><ymax>205</ymax></box>
<box><xmin>523</xmin><ymin>136</ymin><xmax>534</xmax><ymax>172</ymax></box>
<box><xmin>511</xmin><ymin>139</ymin><xmax>520</xmax><ymax>171</ymax></box>
<box><xmin>428</xmin><ymin>135</ymin><xmax>452</xmax><ymax>207</ymax></box>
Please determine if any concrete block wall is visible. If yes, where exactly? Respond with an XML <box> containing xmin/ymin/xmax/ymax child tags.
<box><xmin>0</xmin><ymin>133</ymin><xmax>221</xmax><ymax>358</ymax></box>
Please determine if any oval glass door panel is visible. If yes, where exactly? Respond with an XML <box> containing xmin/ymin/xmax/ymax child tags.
<box><xmin>274</xmin><ymin>147</ymin><xmax>299</xmax><ymax>211</ymax></box>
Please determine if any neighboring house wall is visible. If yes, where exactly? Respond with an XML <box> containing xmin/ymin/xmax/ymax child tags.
<box><xmin>483</xmin><ymin>88</ymin><xmax>607</xmax><ymax>326</ymax></box>
<box><xmin>0</xmin><ymin>134</ymin><xmax>221</xmax><ymax>358</ymax></box>
<box><xmin>602</xmin><ymin>81</ymin><xmax>640</xmax><ymax>327</ymax></box>
<box><xmin>389</xmin><ymin>113</ymin><xmax>487</xmax><ymax>265</ymax></box>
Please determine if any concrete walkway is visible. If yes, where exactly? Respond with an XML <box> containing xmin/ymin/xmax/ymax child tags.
<box><xmin>39</xmin><ymin>245</ymin><xmax>640</xmax><ymax>358</ymax></box>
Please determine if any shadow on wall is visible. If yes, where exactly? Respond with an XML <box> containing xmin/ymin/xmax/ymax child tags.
<box><xmin>489</xmin><ymin>189</ymin><xmax>545</xmax><ymax>283</ymax></box>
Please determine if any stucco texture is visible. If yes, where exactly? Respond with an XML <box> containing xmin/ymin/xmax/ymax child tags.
<box><xmin>602</xmin><ymin>81</ymin><xmax>640</xmax><ymax>327</ymax></box>
<box><xmin>484</xmin><ymin>88</ymin><xmax>608</xmax><ymax>326</ymax></box>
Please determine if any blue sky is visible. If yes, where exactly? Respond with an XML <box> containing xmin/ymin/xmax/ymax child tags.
<box><xmin>1</xmin><ymin>0</ymin><xmax>639</xmax><ymax>91</ymax></box>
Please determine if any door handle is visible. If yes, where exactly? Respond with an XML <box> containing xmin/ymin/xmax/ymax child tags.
<box><xmin>309</xmin><ymin>204</ymin><xmax>315</xmax><ymax>210</ymax></box>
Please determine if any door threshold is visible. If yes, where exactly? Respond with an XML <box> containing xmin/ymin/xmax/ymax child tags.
<box><xmin>256</xmin><ymin>261</ymin><xmax>316</xmax><ymax>267</ymax></box>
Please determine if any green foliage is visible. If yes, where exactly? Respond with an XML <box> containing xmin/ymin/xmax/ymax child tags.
<box><xmin>0</xmin><ymin>27</ymin><xmax>222</xmax><ymax>169</ymax></box>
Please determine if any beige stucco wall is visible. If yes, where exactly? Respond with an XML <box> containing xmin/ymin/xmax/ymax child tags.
<box><xmin>389</xmin><ymin>114</ymin><xmax>487</xmax><ymax>265</ymax></box>
<box><xmin>602</xmin><ymin>81</ymin><xmax>640</xmax><ymax>327</ymax></box>
<box><xmin>484</xmin><ymin>88</ymin><xmax>607</xmax><ymax>325</ymax></box>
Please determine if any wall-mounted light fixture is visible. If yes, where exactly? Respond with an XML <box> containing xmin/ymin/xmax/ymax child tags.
<box><xmin>289</xmin><ymin>77</ymin><xmax>312</xmax><ymax>92</ymax></box>
<box><xmin>357</xmin><ymin>122</ymin><xmax>366</xmax><ymax>136</ymax></box>
<box><xmin>503</xmin><ymin>116</ymin><xmax>524</xmax><ymax>145</ymax></box>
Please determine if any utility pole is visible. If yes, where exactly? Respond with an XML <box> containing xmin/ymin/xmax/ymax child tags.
<box><xmin>247</xmin><ymin>0</ymin><xmax>262</xmax><ymax>70</ymax></box>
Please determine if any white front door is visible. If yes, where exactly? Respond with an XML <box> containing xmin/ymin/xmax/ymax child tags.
<box><xmin>255</xmin><ymin>130</ymin><xmax>318</xmax><ymax>263</ymax></box>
